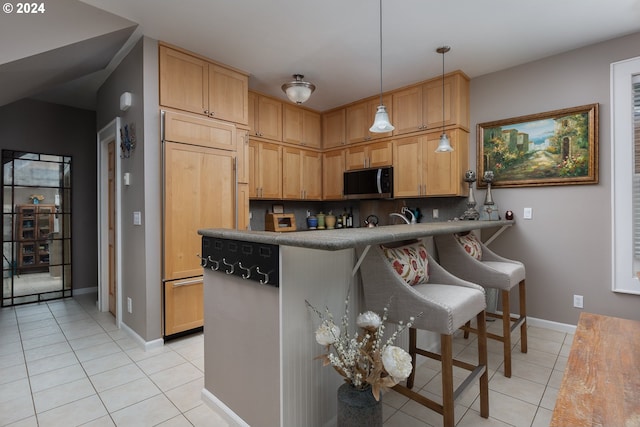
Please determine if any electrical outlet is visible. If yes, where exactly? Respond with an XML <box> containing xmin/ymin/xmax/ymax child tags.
<box><xmin>433</xmin><ymin>209</ymin><xmax>439</xmax><ymax>219</ymax></box>
<box><xmin>573</xmin><ymin>295</ymin><xmax>584</xmax><ymax>309</ymax></box>
<box><xmin>127</xmin><ymin>297</ymin><xmax>132</xmax><ymax>313</ymax></box>
<box><xmin>523</xmin><ymin>207</ymin><xmax>533</xmax><ymax>219</ymax></box>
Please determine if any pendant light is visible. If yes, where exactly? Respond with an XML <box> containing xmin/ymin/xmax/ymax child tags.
<box><xmin>435</xmin><ymin>46</ymin><xmax>454</xmax><ymax>152</ymax></box>
<box><xmin>281</xmin><ymin>74</ymin><xmax>316</xmax><ymax>104</ymax></box>
<box><xmin>369</xmin><ymin>0</ymin><xmax>394</xmax><ymax>133</ymax></box>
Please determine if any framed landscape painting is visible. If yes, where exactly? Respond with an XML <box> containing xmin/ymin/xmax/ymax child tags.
<box><xmin>477</xmin><ymin>104</ymin><xmax>599</xmax><ymax>188</ymax></box>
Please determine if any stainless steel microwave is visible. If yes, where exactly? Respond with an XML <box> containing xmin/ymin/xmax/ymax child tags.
<box><xmin>343</xmin><ymin>167</ymin><xmax>393</xmax><ymax>199</ymax></box>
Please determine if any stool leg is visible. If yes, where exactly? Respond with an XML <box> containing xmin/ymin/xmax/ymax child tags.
<box><xmin>441</xmin><ymin>334</ymin><xmax>454</xmax><ymax>427</ymax></box>
<box><xmin>519</xmin><ymin>280</ymin><xmax>528</xmax><ymax>354</ymax></box>
<box><xmin>407</xmin><ymin>328</ymin><xmax>417</xmax><ymax>389</ymax></box>
<box><xmin>501</xmin><ymin>289</ymin><xmax>512</xmax><ymax>378</ymax></box>
<box><xmin>463</xmin><ymin>320</ymin><xmax>471</xmax><ymax>339</ymax></box>
<box><xmin>477</xmin><ymin>310</ymin><xmax>489</xmax><ymax>418</ymax></box>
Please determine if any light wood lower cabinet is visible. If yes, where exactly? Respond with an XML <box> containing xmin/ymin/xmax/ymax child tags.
<box><xmin>393</xmin><ymin>129</ymin><xmax>468</xmax><ymax>197</ymax></box>
<box><xmin>164</xmin><ymin>277</ymin><xmax>204</xmax><ymax>335</ymax></box>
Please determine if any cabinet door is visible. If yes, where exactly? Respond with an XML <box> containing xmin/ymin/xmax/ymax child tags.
<box><xmin>346</xmin><ymin>101</ymin><xmax>369</xmax><ymax>144</ymax></box>
<box><xmin>164</xmin><ymin>142</ymin><xmax>236</xmax><ymax>280</ymax></box>
<box><xmin>424</xmin><ymin>74</ymin><xmax>469</xmax><ymax>130</ymax></box>
<box><xmin>248</xmin><ymin>140</ymin><xmax>259</xmax><ymax>197</ymax></box>
<box><xmin>322</xmin><ymin>108</ymin><xmax>346</xmax><ymax>148</ymax></box>
<box><xmin>237</xmin><ymin>183</ymin><xmax>250</xmax><ymax>230</ymax></box>
<box><xmin>323</xmin><ymin>149</ymin><xmax>345</xmax><ymax>200</ymax></box>
<box><xmin>159</xmin><ymin>46</ymin><xmax>208</xmax><ymax>115</ymax></box>
<box><xmin>282</xmin><ymin>104</ymin><xmax>303</xmax><ymax>145</ymax></box>
<box><xmin>393</xmin><ymin>137</ymin><xmax>423</xmax><ymax>198</ymax></box>
<box><xmin>164</xmin><ymin>277</ymin><xmax>204</xmax><ymax>335</ymax></box>
<box><xmin>164</xmin><ymin>110</ymin><xmax>236</xmax><ymax>150</ymax></box>
<box><xmin>208</xmin><ymin>64</ymin><xmax>249</xmax><ymax>125</ymax></box>
<box><xmin>367</xmin><ymin>141</ymin><xmax>393</xmax><ymax>168</ymax></box>
<box><xmin>258</xmin><ymin>142</ymin><xmax>282</xmax><ymax>199</ymax></box>
<box><xmin>392</xmin><ymin>85</ymin><xmax>424</xmax><ymax>135</ymax></box>
<box><xmin>236</xmin><ymin>129</ymin><xmax>250</xmax><ymax>184</ymax></box>
<box><xmin>302</xmin><ymin>110</ymin><xmax>321</xmax><ymax>148</ymax></box>
<box><xmin>282</xmin><ymin>146</ymin><xmax>302</xmax><ymax>199</ymax></box>
<box><xmin>256</xmin><ymin>96</ymin><xmax>283</xmax><ymax>141</ymax></box>
<box><xmin>424</xmin><ymin>129</ymin><xmax>468</xmax><ymax>196</ymax></box>
<box><xmin>301</xmin><ymin>150</ymin><xmax>322</xmax><ymax>200</ymax></box>
<box><xmin>345</xmin><ymin>145</ymin><xmax>367</xmax><ymax>171</ymax></box>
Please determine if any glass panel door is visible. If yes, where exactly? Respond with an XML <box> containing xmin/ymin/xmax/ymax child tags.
<box><xmin>2</xmin><ymin>150</ymin><xmax>72</xmax><ymax>306</ymax></box>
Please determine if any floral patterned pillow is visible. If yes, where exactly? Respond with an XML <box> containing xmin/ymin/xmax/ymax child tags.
<box><xmin>381</xmin><ymin>241</ymin><xmax>429</xmax><ymax>286</ymax></box>
<box><xmin>454</xmin><ymin>232</ymin><xmax>483</xmax><ymax>260</ymax></box>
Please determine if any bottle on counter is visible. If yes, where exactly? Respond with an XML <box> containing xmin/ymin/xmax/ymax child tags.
<box><xmin>347</xmin><ymin>207</ymin><xmax>353</xmax><ymax>228</ymax></box>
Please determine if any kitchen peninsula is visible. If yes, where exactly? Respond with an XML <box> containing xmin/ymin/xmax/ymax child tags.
<box><xmin>198</xmin><ymin>220</ymin><xmax>513</xmax><ymax>427</ymax></box>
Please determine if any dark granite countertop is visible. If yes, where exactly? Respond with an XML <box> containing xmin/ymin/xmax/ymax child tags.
<box><xmin>198</xmin><ymin>220</ymin><xmax>513</xmax><ymax>251</ymax></box>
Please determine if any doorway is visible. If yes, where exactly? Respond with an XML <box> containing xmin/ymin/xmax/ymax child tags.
<box><xmin>97</xmin><ymin>118</ymin><xmax>122</xmax><ymax>325</ymax></box>
<box><xmin>2</xmin><ymin>151</ymin><xmax>72</xmax><ymax>306</ymax></box>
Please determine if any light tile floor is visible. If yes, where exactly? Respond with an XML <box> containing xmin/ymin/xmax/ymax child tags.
<box><xmin>0</xmin><ymin>294</ymin><xmax>572</xmax><ymax>427</ymax></box>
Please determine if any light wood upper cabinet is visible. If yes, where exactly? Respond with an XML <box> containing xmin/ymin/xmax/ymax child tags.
<box><xmin>249</xmin><ymin>92</ymin><xmax>283</xmax><ymax>141</ymax></box>
<box><xmin>346</xmin><ymin>96</ymin><xmax>393</xmax><ymax>144</ymax></box>
<box><xmin>159</xmin><ymin>45</ymin><xmax>248</xmax><ymax>125</ymax></box>
<box><xmin>282</xmin><ymin>147</ymin><xmax>322</xmax><ymax>200</ymax></box>
<box><xmin>392</xmin><ymin>72</ymin><xmax>469</xmax><ymax>136</ymax></box>
<box><xmin>208</xmin><ymin>64</ymin><xmax>249</xmax><ymax>125</ymax></box>
<box><xmin>323</xmin><ymin>149</ymin><xmax>345</xmax><ymax>200</ymax></box>
<box><xmin>249</xmin><ymin>140</ymin><xmax>282</xmax><ymax>199</ymax></box>
<box><xmin>345</xmin><ymin>140</ymin><xmax>393</xmax><ymax>171</ymax></box>
<box><xmin>283</xmin><ymin>105</ymin><xmax>321</xmax><ymax>148</ymax></box>
<box><xmin>322</xmin><ymin>108</ymin><xmax>347</xmax><ymax>149</ymax></box>
<box><xmin>163</xmin><ymin>110</ymin><xmax>236</xmax><ymax>151</ymax></box>
<box><xmin>393</xmin><ymin>129</ymin><xmax>469</xmax><ymax>198</ymax></box>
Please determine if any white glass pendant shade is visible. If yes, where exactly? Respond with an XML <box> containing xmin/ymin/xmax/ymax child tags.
<box><xmin>435</xmin><ymin>132</ymin><xmax>454</xmax><ymax>152</ymax></box>
<box><xmin>281</xmin><ymin>74</ymin><xmax>315</xmax><ymax>104</ymax></box>
<box><xmin>369</xmin><ymin>105</ymin><xmax>395</xmax><ymax>133</ymax></box>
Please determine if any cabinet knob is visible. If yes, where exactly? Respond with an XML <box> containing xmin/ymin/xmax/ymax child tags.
<box><xmin>204</xmin><ymin>109</ymin><xmax>209</xmax><ymax>115</ymax></box>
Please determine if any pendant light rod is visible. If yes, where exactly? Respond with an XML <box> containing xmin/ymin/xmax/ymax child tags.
<box><xmin>370</xmin><ymin>0</ymin><xmax>394</xmax><ymax>133</ymax></box>
<box><xmin>437</xmin><ymin>46</ymin><xmax>450</xmax><ymax>134</ymax></box>
<box><xmin>378</xmin><ymin>0</ymin><xmax>383</xmax><ymax>106</ymax></box>
<box><xmin>435</xmin><ymin>46</ymin><xmax>453</xmax><ymax>152</ymax></box>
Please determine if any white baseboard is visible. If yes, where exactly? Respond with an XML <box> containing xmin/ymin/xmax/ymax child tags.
<box><xmin>201</xmin><ymin>388</ymin><xmax>250</xmax><ymax>427</ymax></box>
<box><xmin>73</xmin><ymin>286</ymin><xmax>98</xmax><ymax>295</ymax></box>
<box><xmin>527</xmin><ymin>316</ymin><xmax>576</xmax><ymax>334</ymax></box>
<box><xmin>119</xmin><ymin>321</ymin><xmax>164</xmax><ymax>351</ymax></box>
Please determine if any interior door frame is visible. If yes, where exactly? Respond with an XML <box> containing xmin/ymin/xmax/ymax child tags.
<box><xmin>97</xmin><ymin>118</ymin><xmax>123</xmax><ymax>326</ymax></box>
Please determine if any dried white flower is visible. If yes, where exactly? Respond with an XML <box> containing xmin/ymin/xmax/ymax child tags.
<box><xmin>356</xmin><ymin>311</ymin><xmax>382</xmax><ymax>330</ymax></box>
<box><xmin>315</xmin><ymin>320</ymin><xmax>340</xmax><ymax>346</ymax></box>
<box><xmin>382</xmin><ymin>346</ymin><xmax>412</xmax><ymax>381</ymax></box>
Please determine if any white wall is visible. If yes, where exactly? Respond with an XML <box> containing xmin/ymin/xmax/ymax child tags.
<box><xmin>471</xmin><ymin>31</ymin><xmax>640</xmax><ymax>325</ymax></box>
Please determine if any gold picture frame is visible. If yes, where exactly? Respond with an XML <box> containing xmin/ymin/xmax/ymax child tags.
<box><xmin>477</xmin><ymin>103</ymin><xmax>599</xmax><ymax>188</ymax></box>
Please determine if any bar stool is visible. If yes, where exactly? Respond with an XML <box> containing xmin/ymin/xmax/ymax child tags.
<box><xmin>434</xmin><ymin>232</ymin><xmax>526</xmax><ymax>378</ymax></box>
<box><xmin>357</xmin><ymin>240</ymin><xmax>489</xmax><ymax>427</ymax></box>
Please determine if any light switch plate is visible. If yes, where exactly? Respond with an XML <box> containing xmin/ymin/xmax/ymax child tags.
<box><xmin>523</xmin><ymin>207</ymin><xmax>533</xmax><ymax>219</ymax></box>
<box><xmin>133</xmin><ymin>211</ymin><xmax>142</xmax><ymax>225</ymax></box>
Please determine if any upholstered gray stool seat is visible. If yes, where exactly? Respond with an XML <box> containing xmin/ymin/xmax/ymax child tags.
<box><xmin>358</xmin><ymin>242</ymin><xmax>489</xmax><ymax>427</ymax></box>
<box><xmin>434</xmin><ymin>233</ymin><xmax>527</xmax><ymax>378</ymax></box>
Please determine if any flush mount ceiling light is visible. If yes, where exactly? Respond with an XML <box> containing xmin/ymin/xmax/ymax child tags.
<box><xmin>281</xmin><ymin>74</ymin><xmax>316</xmax><ymax>104</ymax></box>
<box><xmin>435</xmin><ymin>46</ymin><xmax>454</xmax><ymax>153</ymax></box>
<box><xmin>369</xmin><ymin>0</ymin><xmax>394</xmax><ymax>133</ymax></box>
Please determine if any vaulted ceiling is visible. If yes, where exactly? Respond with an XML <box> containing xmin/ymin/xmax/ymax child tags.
<box><xmin>3</xmin><ymin>0</ymin><xmax>640</xmax><ymax>111</ymax></box>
